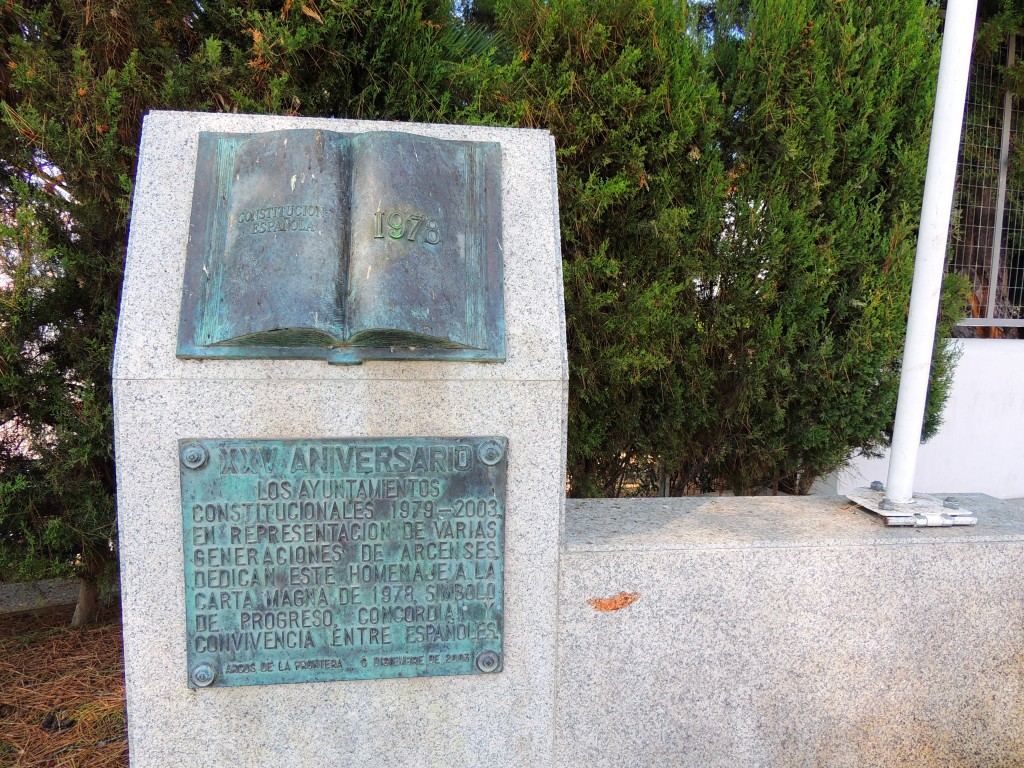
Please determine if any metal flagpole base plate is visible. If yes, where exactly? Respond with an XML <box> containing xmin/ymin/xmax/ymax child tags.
<box><xmin>847</xmin><ymin>486</ymin><xmax>978</xmax><ymax>527</ymax></box>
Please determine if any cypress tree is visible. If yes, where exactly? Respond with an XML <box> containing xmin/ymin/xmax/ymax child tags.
<box><xmin>693</xmin><ymin>0</ymin><xmax>960</xmax><ymax>493</ymax></box>
<box><xmin>487</xmin><ymin>0</ymin><xmax>961</xmax><ymax>495</ymax></box>
<box><xmin>489</xmin><ymin>0</ymin><xmax>727</xmax><ymax>496</ymax></box>
<box><xmin>0</xmin><ymin>0</ymin><xmax>210</xmax><ymax>622</ymax></box>
<box><xmin>0</xmin><ymin>0</ymin><xmax>966</xmax><ymax>623</ymax></box>
<box><xmin>0</xmin><ymin>0</ymin><xmax>485</xmax><ymax>622</ymax></box>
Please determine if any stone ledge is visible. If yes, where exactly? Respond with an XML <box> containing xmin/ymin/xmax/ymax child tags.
<box><xmin>0</xmin><ymin>578</ymin><xmax>79</xmax><ymax>618</ymax></box>
<box><xmin>566</xmin><ymin>493</ymin><xmax>1024</xmax><ymax>552</ymax></box>
<box><xmin>556</xmin><ymin>494</ymin><xmax>1024</xmax><ymax>768</ymax></box>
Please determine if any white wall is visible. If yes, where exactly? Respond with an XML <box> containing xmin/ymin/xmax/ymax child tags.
<box><xmin>835</xmin><ymin>338</ymin><xmax>1024</xmax><ymax>499</ymax></box>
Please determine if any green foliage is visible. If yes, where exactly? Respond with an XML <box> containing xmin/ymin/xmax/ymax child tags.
<box><xmin>0</xmin><ymin>0</ymin><xmax>176</xmax><ymax>580</ymax></box>
<box><xmin>0</xmin><ymin>0</ymin><xmax>484</xmax><ymax>585</ymax></box>
<box><xmin>175</xmin><ymin>0</ymin><xmax>479</xmax><ymax>121</ymax></box>
<box><xmin>484</xmin><ymin>0</ymin><xmax>727</xmax><ymax>495</ymax></box>
<box><xmin>0</xmin><ymin>0</ymin><xmax>966</xmax><ymax>591</ymax></box>
<box><xmin>689</xmin><ymin>0</ymin><xmax>958</xmax><ymax>493</ymax></box>
<box><xmin>487</xmin><ymin>0</ymin><xmax>960</xmax><ymax>495</ymax></box>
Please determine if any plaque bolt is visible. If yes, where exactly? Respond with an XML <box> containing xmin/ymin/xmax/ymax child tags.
<box><xmin>869</xmin><ymin>480</ymin><xmax>884</xmax><ymax>492</ymax></box>
<box><xmin>181</xmin><ymin>443</ymin><xmax>209</xmax><ymax>470</ymax></box>
<box><xmin>191</xmin><ymin>663</ymin><xmax>216</xmax><ymax>687</ymax></box>
<box><xmin>476</xmin><ymin>650</ymin><xmax>501</xmax><ymax>673</ymax></box>
<box><xmin>943</xmin><ymin>496</ymin><xmax>960</xmax><ymax>510</ymax></box>
<box><xmin>478</xmin><ymin>440</ymin><xmax>504</xmax><ymax>466</ymax></box>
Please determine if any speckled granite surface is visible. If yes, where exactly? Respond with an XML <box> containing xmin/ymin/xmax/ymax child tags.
<box><xmin>566</xmin><ymin>493</ymin><xmax>1024</xmax><ymax>550</ymax></box>
<box><xmin>115</xmin><ymin>112</ymin><xmax>567</xmax><ymax>768</ymax></box>
<box><xmin>557</xmin><ymin>495</ymin><xmax>1024</xmax><ymax>768</ymax></box>
<box><xmin>112</xmin><ymin>111</ymin><xmax>1024</xmax><ymax>768</ymax></box>
<box><xmin>0</xmin><ymin>578</ymin><xmax>79</xmax><ymax>617</ymax></box>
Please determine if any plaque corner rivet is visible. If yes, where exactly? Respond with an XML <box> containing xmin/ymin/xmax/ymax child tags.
<box><xmin>478</xmin><ymin>440</ymin><xmax>504</xmax><ymax>466</ymax></box>
<box><xmin>476</xmin><ymin>649</ymin><xmax>501</xmax><ymax>673</ymax></box>
<box><xmin>191</xmin><ymin>662</ymin><xmax>216</xmax><ymax>687</ymax></box>
<box><xmin>181</xmin><ymin>442</ymin><xmax>209</xmax><ymax>470</ymax></box>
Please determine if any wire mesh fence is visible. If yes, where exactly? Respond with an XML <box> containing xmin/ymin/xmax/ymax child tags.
<box><xmin>950</xmin><ymin>33</ymin><xmax>1024</xmax><ymax>337</ymax></box>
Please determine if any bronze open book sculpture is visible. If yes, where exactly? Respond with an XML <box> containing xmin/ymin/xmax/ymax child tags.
<box><xmin>177</xmin><ymin>129</ymin><xmax>504</xmax><ymax>365</ymax></box>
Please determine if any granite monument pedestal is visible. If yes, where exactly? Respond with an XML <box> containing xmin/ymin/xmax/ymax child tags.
<box><xmin>114</xmin><ymin>111</ymin><xmax>566</xmax><ymax>767</ymax></box>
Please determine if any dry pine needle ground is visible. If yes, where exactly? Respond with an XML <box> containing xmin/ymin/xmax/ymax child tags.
<box><xmin>0</xmin><ymin>608</ymin><xmax>127</xmax><ymax>768</ymax></box>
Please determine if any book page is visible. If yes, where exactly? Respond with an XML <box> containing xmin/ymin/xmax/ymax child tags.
<box><xmin>197</xmin><ymin>129</ymin><xmax>350</xmax><ymax>347</ymax></box>
<box><xmin>347</xmin><ymin>132</ymin><xmax>487</xmax><ymax>350</ymax></box>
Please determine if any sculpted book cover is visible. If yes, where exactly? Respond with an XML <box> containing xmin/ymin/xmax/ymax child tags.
<box><xmin>177</xmin><ymin>129</ymin><xmax>504</xmax><ymax>364</ymax></box>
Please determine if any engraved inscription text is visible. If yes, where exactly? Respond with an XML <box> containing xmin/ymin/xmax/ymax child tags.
<box><xmin>180</xmin><ymin>437</ymin><xmax>506</xmax><ymax>688</ymax></box>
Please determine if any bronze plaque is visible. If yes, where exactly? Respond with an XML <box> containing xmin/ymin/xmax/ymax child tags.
<box><xmin>177</xmin><ymin>130</ymin><xmax>504</xmax><ymax>364</ymax></box>
<box><xmin>179</xmin><ymin>437</ymin><xmax>506</xmax><ymax>688</ymax></box>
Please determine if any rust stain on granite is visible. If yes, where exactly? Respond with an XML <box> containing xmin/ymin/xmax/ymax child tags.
<box><xmin>588</xmin><ymin>592</ymin><xmax>640</xmax><ymax>613</ymax></box>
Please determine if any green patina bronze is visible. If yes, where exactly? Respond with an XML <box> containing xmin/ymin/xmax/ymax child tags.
<box><xmin>177</xmin><ymin>129</ymin><xmax>505</xmax><ymax>364</ymax></box>
<box><xmin>179</xmin><ymin>436</ymin><xmax>506</xmax><ymax>688</ymax></box>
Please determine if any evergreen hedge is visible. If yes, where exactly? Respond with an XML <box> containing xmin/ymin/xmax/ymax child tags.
<box><xmin>686</xmin><ymin>0</ymin><xmax>961</xmax><ymax>494</ymax></box>
<box><xmin>0</xmin><ymin>0</ymin><xmax>486</xmax><ymax>618</ymax></box>
<box><xmin>0</xmin><ymin>0</ymin><xmax>963</xmax><ymax>616</ymax></box>
<box><xmin>489</xmin><ymin>0</ymin><xmax>959</xmax><ymax>495</ymax></box>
